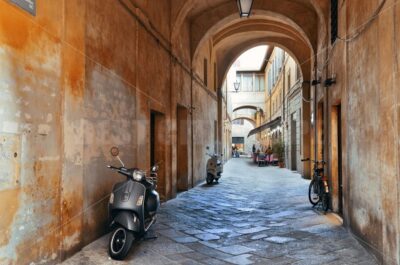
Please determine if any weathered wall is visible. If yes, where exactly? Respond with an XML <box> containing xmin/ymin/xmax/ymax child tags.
<box><xmin>61</xmin><ymin>0</ymin><xmax>86</xmax><ymax>258</ymax></box>
<box><xmin>0</xmin><ymin>0</ymin><xmax>223</xmax><ymax>263</ymax></box>
<box><xmin>178</xmin><ymin>17</ymin><xmax>220</xmax><ymax>186</ymax></box>
<box><xmin>320</xmin><ymin>0</ymin><xmax>400</xmax><ymax>263</ymax></box>
<box><xmin>4</xmin><ymin>0</ymin><xmax>400</xmax><ymax>264</ymax></box>
<box><xmin>346</xmin><ymin>1</ymin><xmax>399</xmax><ymax>263</ymax></box>
<box><xmin>0</xmin><ymin>1</ymin><xmax>63</xmax><ymax>264</ymax></box>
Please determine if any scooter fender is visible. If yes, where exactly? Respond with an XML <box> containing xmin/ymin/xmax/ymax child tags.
<box><xmin>112</xmin><ymin>211</ymin><xmax>140</xmax><ymax>232</ymax></box>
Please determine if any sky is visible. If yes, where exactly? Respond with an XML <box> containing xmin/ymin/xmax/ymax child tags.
<box><xmin>233</xmin><ymin>45</ymin><xmax>268</xmax><ymax>71</ymax></box>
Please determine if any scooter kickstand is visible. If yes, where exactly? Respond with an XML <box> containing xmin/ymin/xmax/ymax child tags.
<box><xmin>143</xmin><ymin>231</ymin><xmax>158</xmax><ymax>240</ymax></box>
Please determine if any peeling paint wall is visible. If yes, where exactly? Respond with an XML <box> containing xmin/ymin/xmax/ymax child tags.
<box><xmin>319</xmin><ymin>0</ymin><xmax>400</xmax><ymax>263</ymax></box>
<box><xmin>0</xmin><ymin>1</ymin><xmax>63</xmax><ymax>264</ymax></box>
<box><xmin>4</xmin><ymin>0</ymin><xmax>399</xmax><ymax>264</ymax></box>
<box><xmin>0</xmin><ymin>0</ymin><xmax>223</xmax><ymax>264</ymax></box>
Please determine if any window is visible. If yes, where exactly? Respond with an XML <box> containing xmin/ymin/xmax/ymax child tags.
<box><xmin>232</xmin><ymin>137</ymin><xmax>244</xmax><ymax>144</ymax></box>
<box><xmin>232</xmin><ymin>119</ymin><xmax>244</xmax><ymax>125</ymax></box>
<box><xmin>255</xmin><ymin>74</ymin><xmax>265</xmax><ymax>92</ymax></box>
<box><xmin>242</xmin><ymin>74</ymin><xmax>253</xmax><ymax>91</ymax></box>
<box><xmin>268</xmin><ymin>70</ymin><xmax>272</xmax><ymax>92</ymax></box>
<box><xmin>213</xmin><ymin>62</ymin><xmax>217</xmax><ymax>91</ymax></box>
<box><xmin>204</xmin><ymin>58</ymin><xmax>208</xmax><ymax>86</ymax></box>
<box><xmin>288</xmin><ymin>69</ymin><xmax>291</xmax><ymax>90</ymax></box>
<box><xmin>331</xmin><ymin>0</ymin><xmax>338</xmax><ymax>44</ymax></box>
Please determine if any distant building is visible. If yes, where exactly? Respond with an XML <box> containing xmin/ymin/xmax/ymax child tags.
<box><xmin>248</xmin><ymin>47</ymin><xmax>303</xmax><ymax>171</ymax></box>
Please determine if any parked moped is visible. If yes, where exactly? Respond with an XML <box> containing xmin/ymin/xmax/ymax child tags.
<box><xmin>107</xmin><ymin>147</ymin><xmax>160</xmax><ymax>260</ymax></box>
<box><xmin>206</xmin><ymin>147</ymin><xmax>223</xmax><ymax>184</ymax></box>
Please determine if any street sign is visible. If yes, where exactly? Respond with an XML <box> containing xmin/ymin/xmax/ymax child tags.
<box><xmin>9</xmin><ymin>0</ymin><xmax>36</xmax><ymax>16</ymax></box>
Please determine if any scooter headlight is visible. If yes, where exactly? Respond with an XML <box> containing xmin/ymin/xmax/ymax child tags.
<box><xmin>109</xmin><ymin>193</ymin><xmax>114</xmax><ymax>204</ymax></box>
<box><xmin>133</xmin><ymin>170</ymin><xmax>145</xmax><ymax>181</ymax></box>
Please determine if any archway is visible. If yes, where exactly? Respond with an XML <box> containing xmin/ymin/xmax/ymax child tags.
<box><xmin>170</xmin><ymin>0</ymin><xmax>327</xmax><ymax>181</ymax></box>
<box><xmin>233</xmin><ymin>105</ymin><xmax>264</xmax><ymax>114</ymax></box>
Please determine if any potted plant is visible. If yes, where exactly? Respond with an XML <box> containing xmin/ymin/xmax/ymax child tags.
<box><xmin>272</xmin><ymin>140</ymin><xmax>285</xmax><ymax>168</ymax></box>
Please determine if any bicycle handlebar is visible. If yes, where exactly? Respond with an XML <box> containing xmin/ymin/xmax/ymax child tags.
<box><xmin>301</xmin><ymin>158</ymin><xmax>326</xmax><ymax>164</ymax></box>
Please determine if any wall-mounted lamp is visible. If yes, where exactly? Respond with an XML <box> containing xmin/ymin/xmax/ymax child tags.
<box><xmin>237</xmin><ymin>0</ymin><xmax>254</xmax><ymax>18</ymax></box>
<box><xmin>233</xmin><ymin>81</ymin><xmax>241</xmax><ymax>92</ymax></box>
<box><xmin>311</xmin><ymin>79</ymin><xmax>321</xmax><ymax>86</ymax></box>
<box><xmin>324</xmin><ymin>77</ymin><xmax>336</xmax><ymax>87</ymax></box>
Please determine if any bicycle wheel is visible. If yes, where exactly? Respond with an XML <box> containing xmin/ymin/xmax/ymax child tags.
<box><xmin>308</xmin><ymin>179</ymin><xmax>320</xmax><ymax>205</ymax></box>
<box><xmin>321</xmin><ymin>193</ymin><xmax>329</xmax><ymax>213</ymax></box>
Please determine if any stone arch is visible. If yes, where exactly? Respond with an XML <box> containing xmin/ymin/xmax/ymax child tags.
<box><xmin>188</xmin><ymin>14</ymin><xmax>314</xmax><ymax>91</ymax></box>
<box><xmin>217</xmin><ymin>37</ymin><xmax>311</xmax><ymax>89</ymax></box>
<box><xmin>171</xmin><ymin>0</ymin><xmax>326</xmax><ymax>52</ymax></box>
<box><xmin>232</xmin><ymin>117</ymin><xmax>256</xmax><ymax>127</ymax></box>
<box><xmin>233</xmin><ymin>105</ymin><xmax>263</xmax><ymax>114</ymax></box>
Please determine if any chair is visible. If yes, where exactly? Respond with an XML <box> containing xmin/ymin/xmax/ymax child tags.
<box><xmin>257</xmin><ymin>154</ymin><xmax>267</xmax><ymax>167</ymax></box>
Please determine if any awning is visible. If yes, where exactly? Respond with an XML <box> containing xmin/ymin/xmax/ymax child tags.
<box><xmin>247</xmin><ymin>117</ymin><xmax>281</xmax><ymax>137</ymax></box>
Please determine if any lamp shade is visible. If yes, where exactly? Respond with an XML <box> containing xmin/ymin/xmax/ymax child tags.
<box><xmin>237</xmin><ymin>0</ymin><xmax>254</xmax><ymax>17</ymax></box>
<box><xmin>233</xmin><ymin>81</ymin><xmax>240</xmax><ymax>92</ymax></box>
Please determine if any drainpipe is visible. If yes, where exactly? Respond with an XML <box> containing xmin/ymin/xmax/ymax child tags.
<box><xmin>282</xmin><ymin>57</ymin><xmax>286</xmax><ymax>143</ymax></box>
<box><xmin>190</xmin><ymin>70</ymin><xmax>194</xmax><ymax>188</ymax></box>
<box><xmin>282</xmin><ymin>58</ymin><xmax>286</xmax><ymax>164</ymax></box>
<box><xmin>314</xmin><ymin>64</ymin><xmax>318</xmax><ymax>162</ymax></box>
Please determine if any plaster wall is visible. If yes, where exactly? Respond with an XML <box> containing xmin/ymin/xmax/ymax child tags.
<box><xmin>319</xmin><ymin>0</ymin><xmax>400</xmax><ymax>263</ymax></box>
<box><xmin>0</xmin><ymin>1</ymin><xmax>64</xmax><ymax>264</ymax></box>
<box><xmin>0</xmin><ymin>0</ymin><xmax>222</xmax><ymax>264</ymax></box>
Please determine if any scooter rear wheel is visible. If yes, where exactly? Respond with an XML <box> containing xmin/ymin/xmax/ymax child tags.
<box><xmin>206</xmin><ymin>173</ymin><xmax>214</xmax><ymax>185</ymax></box>
<box><xmin>308</xmin><ymin>179</ymin><xmax>320</xmax><ymax>206</ymax></box>
<box><xmin>109</xmin><ymin>226</ymin><xmax>134</xmax><ymax>260</ymax></box>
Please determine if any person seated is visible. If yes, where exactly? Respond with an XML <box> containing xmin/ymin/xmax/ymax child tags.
<box><xmin>257</xmin><ymin>153</ymin><xmax>266</xmax><ymax>167</ymax></box>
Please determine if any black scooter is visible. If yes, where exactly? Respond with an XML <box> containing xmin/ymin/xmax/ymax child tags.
<box><xmin>107</xmin><ymin>147</ymin><xmax>160</xmax><ymax>260</ymax></box>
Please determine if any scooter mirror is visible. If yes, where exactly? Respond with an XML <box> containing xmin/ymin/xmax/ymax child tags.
<box><xmin>110</xmin><ymin>146</ymin><xmax>119</xmax><ymax>157</ymax></box>
<box><xmin>152</xmin><ymin>165</ymin><xmax>159</xmax><ymax>172</ymax></box>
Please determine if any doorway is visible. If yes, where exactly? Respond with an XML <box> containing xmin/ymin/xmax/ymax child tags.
<box><xmin>150</xmin><ymin>111</ymin><xmax>166</xmax><ymax>201</ymax></box>
<box><xmin>290</xmin><ymin>112</ymin><xmax>297</xmax><ymax>171</ymax></box>
<box><xmin>317</xmin><ymin>102</ymin><xmax>324</xmax><ymax>161</ymax></box>
<box><xmin>331</xmin><ymin>105</ymin><xmax>343</xmax><ymax>215</ymax></box>
<box><xmin>214</xmin><ymin>120</ymin><xmax>218</xmax><ymax>153</ymax></box>
<box><xmin>177</xmin><ymin>106</ymin><xmax>189</xmax><ymax>192</ymax></box>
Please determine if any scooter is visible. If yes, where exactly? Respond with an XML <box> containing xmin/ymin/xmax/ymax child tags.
<box><xmin>107</xmin><ymin>147</ymin><xmax>160</xmax><ymax>260</ymax></box>
<box><xmin>206</xmin><ymin>147</ymin><xmax>223</xmax><ymax>185</ymax></box>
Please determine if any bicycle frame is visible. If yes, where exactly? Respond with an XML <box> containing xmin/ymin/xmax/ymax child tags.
<box><xmin>302</xmin><ymin>158</ymin><xmax>330</xmax><ymax>212</ymax></box>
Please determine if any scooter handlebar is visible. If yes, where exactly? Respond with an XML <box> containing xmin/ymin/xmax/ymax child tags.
<box><xmin>107</xmin><ymin>165</ymin><xmax>127</xmax><ymax>171</ymax></box>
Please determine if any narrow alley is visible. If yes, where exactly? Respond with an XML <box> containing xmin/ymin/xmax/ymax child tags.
<box><xmin>1</xmin><ymin>0</ymin><xmax>400</xmax><ymax>264</ymax></box>
<box><xmin>62</xmin><ymin>159</ymin><xmax>377</xmax><ymax>265</ymax></box>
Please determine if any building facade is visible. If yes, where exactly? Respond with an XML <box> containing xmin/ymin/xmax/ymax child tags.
<box><xmin>252</xmin><ymin>48</ymin><xmax>304</xmax><ymax>173</ymax></box>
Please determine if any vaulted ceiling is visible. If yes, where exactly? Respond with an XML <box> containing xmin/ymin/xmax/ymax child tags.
<box><xmin>171</xmin><ymin>0</ymin><xmax>329</xmax><ymax>86</ymax></box>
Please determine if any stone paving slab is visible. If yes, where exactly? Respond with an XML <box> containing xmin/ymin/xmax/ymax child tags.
<box><xmin>217</xmin><ymin>245</ymin><xmax>256</xmax><ymax>255</ymax></box>
<box><xmin>61</xmin><ymin>158</ymin><xmax>379</xmax><ymax>265</ymax></box>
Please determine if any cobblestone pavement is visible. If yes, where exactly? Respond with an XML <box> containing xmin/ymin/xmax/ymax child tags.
<box><xmin>61</xmin><ymin>158</ymin><xmax>378</xmax><ymax>265</ymax></box>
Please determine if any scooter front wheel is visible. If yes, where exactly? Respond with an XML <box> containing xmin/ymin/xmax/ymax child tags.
<box><xmin>109</xmin><ymin>226</ymin><xmax>134</xmax><ymax>260</ymax></box>
<box><xmin>206</xmin><ymin>173</ymin><xmax>214</xmax><ymax>185</ymax></box>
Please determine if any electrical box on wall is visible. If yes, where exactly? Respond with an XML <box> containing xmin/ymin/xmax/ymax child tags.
<box><xmin>9</xmin><ymin>0</ymin><xmax>36</xmax><ymax>16</ymax></box>
<box><xmin>0</xmin><ymin>134</ymin><xmax>21</xmax><ymax>190</ymax></box>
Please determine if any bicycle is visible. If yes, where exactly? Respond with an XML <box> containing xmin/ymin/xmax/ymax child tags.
<box><xmin>301</xmin><ymin>158</ymin><xmax>330</xmax><ymax>213</ymax></box>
